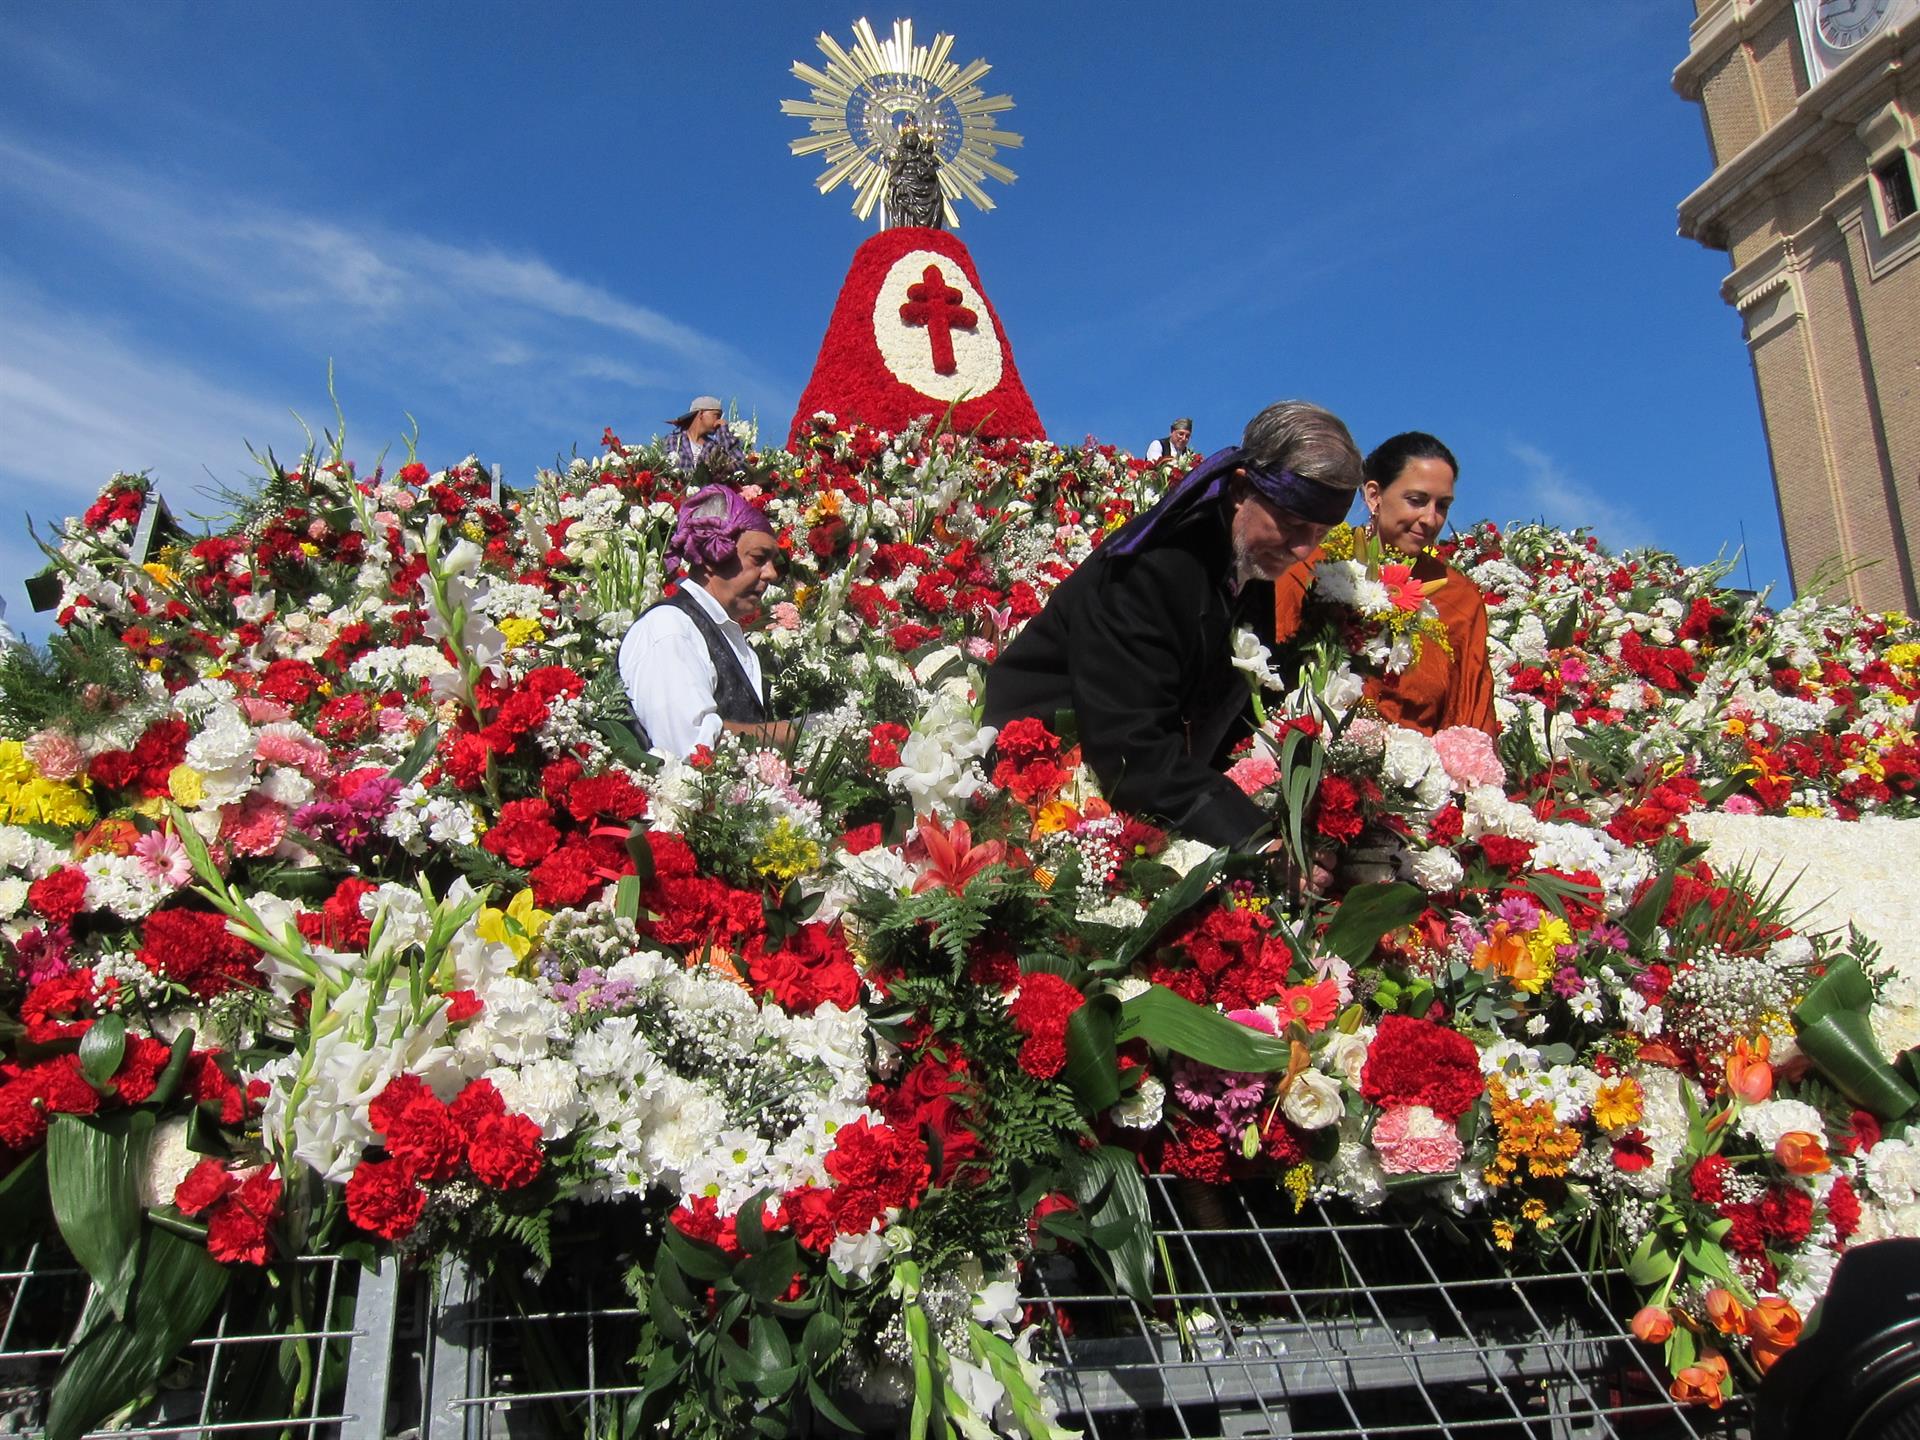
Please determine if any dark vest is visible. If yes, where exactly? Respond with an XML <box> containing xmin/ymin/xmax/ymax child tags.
<box><xmin>634</xmin><ymin>588</ymin><xmax>770</xmax><ymax>747</ymax></box>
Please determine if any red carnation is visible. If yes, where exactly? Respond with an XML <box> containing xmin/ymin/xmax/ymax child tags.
<box><xmin>449</xmin><ymin>1077</ymin><xmax>507</xmax><ymax>1135</ymax></box>
<box><xmin>206</xmin><ymin>1169</ymin><xmax>283</xmax><ymax>1265</ymax></box>
<box><xmin>0</xmin><ymin>1083</ymin><xmax>47</xmax><ymax>1150</ymax></box>
<box><xmin>842</xmin><ymin>823</ymin><xmax>884</xmax><ymax>855</ymax></box>
<box><xmin>383</xmin><ymin>1095</ymin><xmax>465</xmax><ymax>1182</ymax></box>
<box><xmin>346</xmin><ymin>1157</ymin><xmax>428</xmax><ymax>1240</ymax></box>
<box><xmin>868</xmin><ymin>723</ymin><xmax>910</xmax><ymax>769</ymax></box>
<box><xmin>112</xmin><ymin>1035</ymin><xmax>174</xmax><ymax>1104</ymax></box>
<box><xmin>467</xmin><ymin>1112</ymin><xmax>543</xmax><ymax>1190</ymax></box>
<box><xmin>138</xmin><ymin>908</ymin><xmax>260</xmax><ymax>998</ymax></box>
<box><xmin>1008</xmin><ymin>972</ymin><xmax>1086</xmax><ymax>1080</ymax></box>
<box><xmin>175</xmin><ymin>1157</ymin><xmax>239</xmax><ymax>1217</ymax></box>
<box><xmin>28</xmin><ymin>868</ymin><xmax>89</xmax><ymax>926</ymax></box>
<box><xmin>1360</xmin><ymin>1014</ymin><xmax>1484</xmax><ymax>1120</ymax></box>
<box><xmin>821</xmin><ymin>1117</ymin><xmax>930</xmax><ymax>1233</ymax></box>
<box><xmin>1826</xmin><ymin>1174</ymin><xmax>1862</xmax><ymax>1241</ymax></box>
<box><xmin>482</xmin><ymin>798</ymin><xmax>561</xmax><ymax>868</ymax></box>
<box><xmin>745</xmin><ymin>922</ymin><xmax>862</xmax><ymax>1015</ymax></box>
<box><xmin>1313</xmin><ymin>775</ymin><xmax>1365</xmax><ymax>844</ymax></box>
<box><xmin>19</xmin><ymin>971</ymin><xmax>97</xmax><ymax>1044</ymax></box>
<box><xmin>368</xmin><ymin>1073</ymin><xmax>435</xmax><ymax>1136</ymax></box>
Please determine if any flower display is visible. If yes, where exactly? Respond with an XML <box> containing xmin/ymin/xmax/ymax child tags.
<box><xmin>3</xmin><ymin>416</ymin><xmax>1916</xmax><ymax>1438</ymax></box>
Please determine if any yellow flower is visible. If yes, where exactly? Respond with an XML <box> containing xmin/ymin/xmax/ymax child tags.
<box><xmin>1591</xmin><ymin>1075</ymin><xmax>1644</xmax><ymax>1132</ymax></box>
<box><xmin>147</xmin><ymin>657</ymin><xmax>166</xmax><ymax>672</ymax></box>
<box><xmin>1787</xmin><ymin>804</ymin><xmax>1824</xmax><ymax>818</ymax></box>
<box><xmin>299</xmin><ymin>541</ymin><xmax>320</xmax><ymax>557</ymax></box>
<box><xmin>0</xmin><ymin>776</ymin><xmax>95</xmax><ymax>827</ymax></box>
<box><xmin>1282</xmin><ymin>1162</ymin><xmax>1313</xmax><ymax>1214</ymax></box>
<box><xmin>1885</xmin><ymin>642</ymin><xmax>1920</xmax><ymax>671</ymax></box>
<box><xmin>1491</xmin><ymin>1220</ymin><xmax>1517</xmax><ymax>1251</ymax></box>
<box><xmin>477</xmin><ymin>888</ymin><xmax>554</xmax><ymax>973</ymax></box>
<box><xmin>1722</xmin><ymin>716</ymin><xmax>1748</xmax><ymax>738</ymax></box>
<box><xmin>168</xmin><ymin>764</ymin><xmax>206</xmax><ymax>808</ymax></box>
<box><xmin>752</xmin><ymin>817</ymin><xmax>821</xmax><ymax>886</ymax></box>
<box><xmin>142</xmin><ymin>561</ymin><xmax>178</xmax><ymax>588</ymax></box>
<box><xmin>1033</xmin><ymin>801</ymin><xmax>1080</xmax><ymax>835</ymax></box>
<box><xmin>499</xmin><ymin>616</ymin><xmax>547</xmax><ymax>649</ymax></box>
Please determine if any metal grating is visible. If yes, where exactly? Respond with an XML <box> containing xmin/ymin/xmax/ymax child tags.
<box><xmin>0</xmin><ymin>1240</ymin><xmax>402</xmax><ymax>1438</ymax></box>
<box><xmin>1027</xmin><ymin>1175</ymin><xmax>1751</xmax><ymax>1440</ymax></box>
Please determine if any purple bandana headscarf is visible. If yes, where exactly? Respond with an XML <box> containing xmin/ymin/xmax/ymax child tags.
<box><xmin>667</xmin><ymin>484</ymin><xmax>776</xmax><ymax>570</ymax></box>
<box><xmin>1103</xmin><ymin>446</ymin><xmax>1355</xmax><ymax>558</ymax></box>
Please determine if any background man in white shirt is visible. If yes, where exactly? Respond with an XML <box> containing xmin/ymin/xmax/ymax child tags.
<box><xmin>1145</xmin><ymin>417</ymin><xmax>1194</xmax><ymax>463</ymax></box>
<box><xmin>618</xmin><ymin>485</ymin><xmax>795</xmax><ymax>756</ymax></box>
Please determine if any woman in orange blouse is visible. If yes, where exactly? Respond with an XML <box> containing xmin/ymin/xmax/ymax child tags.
<box><xmin>1273</xmin><ymin>432</ymin><xmax>1498</xmax><ymax>736</ymax></box>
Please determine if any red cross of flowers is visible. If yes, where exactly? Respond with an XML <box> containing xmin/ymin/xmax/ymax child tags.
<box><xmin>898</xmin><ymin>264</ymin><xmax>977</xmax><ymax>375</ymax></box>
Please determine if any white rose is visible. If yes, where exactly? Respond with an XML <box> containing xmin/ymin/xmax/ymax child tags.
<box><xmin>1322</xmin><ymin>1029</ymin><xmax>1373</xmax><ymax>1090</ymax></box>
<box><xmin>1282</xmin><ymin>1068</ymin><xmax>1345</xmax><ymax>1130</ymax></box>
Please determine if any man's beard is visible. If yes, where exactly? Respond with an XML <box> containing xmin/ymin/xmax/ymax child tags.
<box><xmin>1231</xmin><ymin>536</ymin><xmax>1281</xmax><ymax>590</ymax></box>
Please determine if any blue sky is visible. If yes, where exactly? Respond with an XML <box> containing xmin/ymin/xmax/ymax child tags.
<box><xmin>0</xmin><ymin>2</ymin><xmax>1780</xmax><ymax>640</ymax></box>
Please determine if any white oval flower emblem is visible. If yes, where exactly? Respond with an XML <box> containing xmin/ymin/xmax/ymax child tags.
<box><xmin>871</xmin><ymin>250</ymin><xmax>1003</xmax><ymax>402</ymax></box>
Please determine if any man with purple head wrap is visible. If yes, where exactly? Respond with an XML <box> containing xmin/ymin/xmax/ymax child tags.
<box><xmin>618</xmin><ymin>484</ymin><xmax>794</xmax><ymax>756</ymax></box>
<box><xmin>983</xmin><ymin>400</ymin><xmax>1363</xmax><ymax>850</ymax></box>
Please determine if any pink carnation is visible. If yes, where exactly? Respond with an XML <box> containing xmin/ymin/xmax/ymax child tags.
<box><xmin>1431</xmin><ymin>726</ymin><xmax>1504</xmax><ymax>789</ymax></box>
<box><xmin>23</xmin><ymin>731</ymin><xmax>85</xmax><ymax>782</ymax></box>
<box><xmin>255</xmin><ymin>726</ymin><xmax>331</xmax><ymax>778</ymax></box>
<box><xmin>220</xmin><ymin>795</ymin><xmax>288</xmax><ymax>858</ymax></box>
<box><xmin>239</xmin><ymin>696</ymin><xmax>293</xmax><ymax>725</ymax></box>
<box><xmin>1226</xmin><ymin>753</ymin><xmax>1280</xmax><ymax>795</ymax></box>
<box><xmin>1371</xmin><ymin>1103</ymin><xmax>1464</xmax><ymax>1175</ymax></box>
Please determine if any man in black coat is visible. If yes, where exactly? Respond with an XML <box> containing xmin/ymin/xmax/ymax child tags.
<box><xmin>982</xmin><ymin>400</ymin><xmax>1362</xmax><ymax>849</ymax></box>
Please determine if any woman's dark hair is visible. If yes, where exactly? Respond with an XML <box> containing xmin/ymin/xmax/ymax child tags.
<box><xmin>1364</xmin><ymin>431</ymin><xmax>1459</xmax><ymax>489</ymax></box>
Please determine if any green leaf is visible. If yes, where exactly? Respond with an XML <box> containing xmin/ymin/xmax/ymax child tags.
<box><xmin>1628</xmin><ymin>1236</ymin><xmax>1674</xmax><ymax>1290</ymax></box>
<box><xmin>1680</xmin><ymin>1237</ymin><xmax>1737</xmax><ymax>1286</ymax></box>
<box><xmin>1108</xmin><ymin>847</ymin><xmax>1229</xmax><ymax>972</ymax></box>
<box><xmin>1062</xmin><ymin>1146</ymin><xmax>1154</xmax><ymax>1304</ymax></box>
<box><xmin>662</xmin><ymin>1224</ymin><xmax>734</xmax><ymax>1281</ymax></box>
<box><xmin>148</xmin><ymin>1029</ymin><xmax>196</xmax><ymax>1109</ymax></box>
<box><xmin>1062</xmin><ymin>993</ymin><xmax>1121</xmax><ymax>1113</ymax></box>
<box><xmin>45</xmin><ymin>1221</ymin><xmax>229</xmax><ymax>1440</ymax></box>
<box><xmin>77</xmin><ymin>1013</ymin><xmax>127</xmax><ymax>1092</ymax></box>
<box><xmin>735</xmin><ymin>1189</ymin><xmax>771</xmax><ymax>1256</ymax></box>
<box><xmin>802</xmin><ymin>1309</ymin><xmax>843</xmax><ymax>1364</ymax></box>
<box><xmin>625</xmin><ymin>822</ymin><xmax>656</xmax><ymax>887</ymax></box>
<box><xmin>1319</xmin><ymin>882</ymin><xmax>1425</xmax><ymax>965</ymax></box>
<box><xmin>1621</xmin><ymin>868</ymin><xmax>1675</xmax><ymax>949</ymax></box>
<box><xmin>1546</xmin><ymin>601</ymin><xmax>1580</xmax><ymax>651</ymax></box>
<box><xmin>614</xmin><ymin>874</ymin><xmax>641</xmax><ymax>923</ymax></box>
<box><xmin>1796</xmin><ymin>958</ymin><xmax>1920</xmax><ymax>1117</ymax></box>
<box><xmin>1666</xmin><ymin>1325</ymin><xmax>1697</xmax><ymax>1376</ymax></box>
<box><xmin>591</xmin><ymin>716</ymin><xmax>654</xmax><ymax>772</ymax></box>
<box><xmin>391</xmin><ymin>719</ymin><xmax>442</xmax><ymax>784</ymax></box>
<box><xmin>48</xmin><ymin>1111</ymin><xmax>152</xmax><ymax>1321</ymax></box>
<box><xmin>1117</xmin><ymin>986</ymin><xmax>1294</xmax><ymax>1071</ymax></box>
<box><xmin>808</xmin><ymin>1376</ymin><xmax>862</xmax><ymax>1434</ymax></box>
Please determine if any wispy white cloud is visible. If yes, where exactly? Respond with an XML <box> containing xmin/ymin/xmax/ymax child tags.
<box><xmin>0</xmin><ymin>133</ymin><xmax>794</xmax><ymax>451</ymax></box>
<box><xmin>1506</xmin><ymin>439</ymin><xmax>1653</xmax><ymax>549</ymax></box>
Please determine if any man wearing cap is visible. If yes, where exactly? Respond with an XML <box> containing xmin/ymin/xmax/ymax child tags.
<box><xmin>982</xmin><ymin>399</ymin><xmax>1362</xmax><ymax>849</ymax></box>
<box><xmin>1145</xmin><ymin>418</ymin><xmax>1194</xmax><ymax>463</ymax></box>
<box><xmin>618</xmin><ymin>484</ymin><xmax>793</xmax><ymax>756</ymax></box>
<box><xmin>663</xmin><ymin>395</ymin><xmax>748</xmax><ymax>477</ymax></box>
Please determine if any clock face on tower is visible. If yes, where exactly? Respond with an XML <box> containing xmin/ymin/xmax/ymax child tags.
<box><xmin>1818</xmin><ymin>0</ymin><xmax>1893</xmax><ymax>47</ymax></box>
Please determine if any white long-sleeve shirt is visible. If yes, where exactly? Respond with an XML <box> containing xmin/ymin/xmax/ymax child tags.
<box><xmin>617</xmin><ymin>583</ymin><xmax>764</xmax><ymax>757</ymax></box>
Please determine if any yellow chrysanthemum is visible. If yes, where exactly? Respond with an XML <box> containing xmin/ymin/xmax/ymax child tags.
<box><xmin>142</xmin><ymin>561</ymin><xmax>179</xmax><ymax>588</ymax></box>
<box><xmin>1885</xmin><ymin>642</ymin><xmax>1920</xmax><ymax>671</ymax></box>
<box><xmin>498</xmin><ymin>616</ymin><xmax>547</xmax><ymax>649</ymax></box>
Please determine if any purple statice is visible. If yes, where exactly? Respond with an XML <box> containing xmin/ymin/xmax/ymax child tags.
<box><xmin>549</xmin><ymin>965</ymin><xmax>639</xmax><ymax>1016</ymax></box>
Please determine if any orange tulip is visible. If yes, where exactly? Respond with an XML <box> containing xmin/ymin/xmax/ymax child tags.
<box><xmin>1630</xmin><ymin>1305</ymin><xmax>1675</xmax><ymax>1344</ymax></box>
<box><xmin>1724</xmin><ymin>1035</ymin><xmax>1774</xmax><ymax>1105</ymax></box>
<box><xmin>1748</xmin><ymin>1296</ymin><xmax>1802</xmax><ymax>1349</ymax></box>
<box><xmin>1669</xmin><ymin>1349</ymin><xmax>1729</xmax><ymax>1408</ymax></box>
<box><xmin>1703</xmin><ymin>1288</ymin><xmax>1747</xmax><ymax>1336</ymax></box>
<box><xmin>1775</xmin><ymin>1131</ymin><xmax>1831</xmax><ymax>1175</ymax></box>
<box><xmin>1749</xmin><ymin>1340</ymin><xmax>1787</xmax><ymax>1374</ymax></box>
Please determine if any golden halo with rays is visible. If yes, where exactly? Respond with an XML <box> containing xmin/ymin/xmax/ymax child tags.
<box><xmin>780</xmin><ymin>17</ymin><xmax>1022</xmax><ymax>229</ymax></box>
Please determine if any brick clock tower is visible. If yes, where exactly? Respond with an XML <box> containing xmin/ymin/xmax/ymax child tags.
<box><xmin>1676</xmin><ymin>0</ymin><xmax>1920</xmax><ymax>612</ymax></box>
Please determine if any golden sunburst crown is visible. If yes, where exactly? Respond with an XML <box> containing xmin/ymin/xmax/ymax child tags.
<box><xmin>780</xmin><ymin>17</ymin><xmax>1022</xmax><ymax>228</ymax></box>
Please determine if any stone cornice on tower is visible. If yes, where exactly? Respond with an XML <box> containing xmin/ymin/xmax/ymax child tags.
<box><xmin>1678</xmin><ymin>18</ymin><xmax>1920</xmax><ymax>250</ymax></box>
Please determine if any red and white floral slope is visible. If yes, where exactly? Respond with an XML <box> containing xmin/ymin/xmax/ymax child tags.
<box><xmin>787</xmin><ymin>227</ymin><xmax>1046</xmax><ymax>447</ymax></box>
